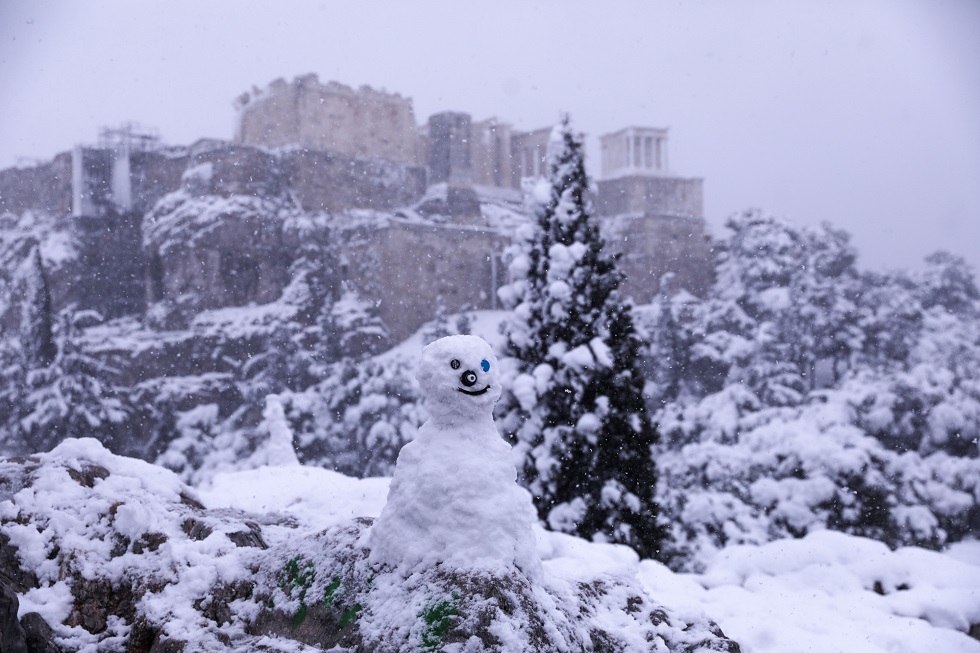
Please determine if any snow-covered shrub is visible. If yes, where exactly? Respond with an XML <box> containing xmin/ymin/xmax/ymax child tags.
<box><xmin>283</xmin><ymin>354</ymin><xmax>423</xmax><ymax>477</ymax></box>
<box><xmin>646</xmin><ymin>214</ymin><xmax>980</xmax><ymax>569</ymax></box>
<box><xmin>657</xmin><ymin>389</ymin><xmax>980</xmax><ymax>570</ymax></box>
<box><xmin>15</xmin><ymin>310</ymin><xmax>130</xmax><ymax>454</ymax></box>
<box><xmin>329</xmin><ymin>284</ymin><xmax>391</xmax><ymax>359</ymax></box>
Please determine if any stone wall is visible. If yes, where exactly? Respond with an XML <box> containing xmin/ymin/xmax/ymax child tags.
<box><xmin>1</xmin><ymin>107</ymin><xmax>715</xmax><ymax>342</ymax></box>
<box><xmin>427</xmin><ymin>112</ymin><xmax>473</xmax><ymax>186</ymax></box>
<box><xmin>471</xmin><ymin>119</ymin><xmax>515</xmax><ymax>189</ymax></box>
<box><xmin>428</xmin><ymin>114</ymin><xmax>522</xmax><ymax>190</ymax></box>
<box><xmin>596</xmin><ymin>175</ymin><xmax>704</xmax><ymax>219</ymax></box>
<box><xmin>341</xmin><ymin>221</ymin><xmax>507</xmax><ymax>342</ymax></box>
<box><xmin>190</xmin><ymin>143</ymin><xmax>286</xmax><ymax>199</ymax></box>
<box><xmin>510</xmin><ymin>127</ymin><xmax>552</xmax><ymax>188</ymax></box>
<box><xmin>606</xmin><ymin>214</ymin><xmax>714</xmax><ymax>300</ymax></box>
<box><xmin>236</xmin><ymin>75</ymin><xmax>421</xmax><ymax>167</ymax></box>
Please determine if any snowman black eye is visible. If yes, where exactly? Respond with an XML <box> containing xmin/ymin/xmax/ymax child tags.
<box><xmin>450</xmin><ymin>359</ymin><xmax>461</xmax><ymax>370</ymax></box>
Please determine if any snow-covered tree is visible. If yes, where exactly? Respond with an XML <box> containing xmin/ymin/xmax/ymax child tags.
<box><xmin>19</xmin><ymin>310</ymin><xmax>130</xmax><ymax>453</ymax></box>
<box><xmin>284</xmin><ymin>354</ymin><xmax>423</xmax><ymax>477</ymax></box>
<box><xmin>856</xmin><ymin>270</ymin><xmax>923</xmax><ymax>369</ymax></box>
<box><xmin>240</xmin><ymin>325</ymin><xmax>312</xmax><ymax>402</ymax></box>
<box><xmin>851</xmin><ymin>276</ymin><xmax>980</xmax><ymax>457</ymax></box>
<box><xmin>283</xmin><ymin>237</ymin><xmax>341</xmax><ymax>367</ymax></box>
<box><xmin>498</xmin><ymin>115</ymin><xmax>664</xmax><ymax>558</ymax></box>
<box><xmin>0</xmin><ymin>338</ymin><xmax>25</xmax><ymax>452</ymax></box>
<box><xmin>20</xmin><ymin>246</ymin><xmax>57</xmax><ymax>369</ymax></box>
<box><xmin>288</xmin><ymin>240</ymin><xmax>337</xmax><ymax>326</ymax></box>
<box><xmin>647</xmin><ymin>216</ymin><xmax>980</xmax><ymax>569</ymax></box>
<box><xmin>918</xmin><ymin>250</ymin><xmax>979</xmax><ymax>316</ymax></box>
<box><xmin>330</xmin><ymin>284</ymin><xmax>390</xmax><ymax>360</ymax></box>
<box><xmin>646</xmin><ymin>275</ymin><xmax>684</xmax><ymax>407</ymax></box>
<box><xmin>680</xmin><ymin>212</ymin><xmax>862</xmax><ymax>406</ymax></box>
<box><xmin>800</xmin><ymin>223</ymin><xmax>863</xmax><ymax>383</ymax></box>
<box><xmin>422</xmin><ymin>301</ymin><xmax>474</xmax><ymax>345</ymax></box>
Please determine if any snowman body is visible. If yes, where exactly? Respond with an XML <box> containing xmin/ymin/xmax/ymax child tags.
<box><xmin>367</xmin><ymin>335</ymin><xmax>540</xmax><ymax>579</ymax></box>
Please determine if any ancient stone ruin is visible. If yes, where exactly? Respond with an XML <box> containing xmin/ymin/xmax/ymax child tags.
<box><xmin>0</xmin><ymin>74</ymin><xmax>713</xmax><ymax>342</ymax></box>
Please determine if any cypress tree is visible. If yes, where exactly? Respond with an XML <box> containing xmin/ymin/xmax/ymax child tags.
<box><xmin>21</xmin><ymin>311</ymin><xmax>128</xmax><ymax>452</ymax></box>
<box><xmin>20</xmin><ymin>247</ymin><xmax>57</xmax><ymax>369</ymax></box>
<box><xmin>499</xmin><ymin>115</ymin><xmax>665</xmax><ymax>559</ymax></box>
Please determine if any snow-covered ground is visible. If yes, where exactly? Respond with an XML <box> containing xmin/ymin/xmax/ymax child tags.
<box><xmin>202</xmin><ymin>463</ymin><xmax>980</xmax><ymax>653</ymax></box>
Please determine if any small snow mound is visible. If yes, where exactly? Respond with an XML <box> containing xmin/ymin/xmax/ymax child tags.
<box><xmin>255</xmin><ymin>394</ymin><xmax>301</xmax><ymax>467</ymax></box>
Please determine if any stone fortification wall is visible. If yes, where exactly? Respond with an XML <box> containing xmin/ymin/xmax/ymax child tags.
<box><xmin>594</xmin><ymin>173</ymin><xmax>712</xmax><ymax>296</ymax></box>
<box><xmin>132</xmin><ymin>139</ymin><xmax>424</xmax><ymax>216</ymax></box>
<box><xmin>236</xmin><ymin>75</ymin><xmax>421</xmax><ymax>167</ymax></box>
<box><xmin>470</xmin><ymin>118</ymin><xmax>515</xmax><ymax>189</ymax></box>
<box><xmin>1</xmin><ymin>77</ymin><xmax>715</xmax><ymax>344</ymax></box>
<box><xmin>341</xmin><ymin>221</ymin><xmax>507</xmax><ymax>342</ymax></box>
<box><xmin>509</xmin><ymin>127</ymin><xmax>552</xmax><ymax>188</ymax></box>
<box><xmin>189</xmin><ymin>143</ymin><xmax>286</xmax><ymax>199</ymax></box>
<box><xmin>596</xmin><ymin>175</ymin><xmax>704</xmax><ymax>219</ymax></box>
<box><xmin>605</xmin><ymin>214</ymin><xmax>714</xmax><ymax>300</ymax></box>
<box><xmin>427</xmin><ymin>112</ymin><xmax>473</xmax><ymax>186</ymax></box>
<box><xmin>0</xmin><ymin>153</ymin><xmax>73</xmax><ymax>216</ymax></box>
<box><xmin>427</xmin><ymin>113</ymin><xmax>521</xmax><ymax>190</ymax></box>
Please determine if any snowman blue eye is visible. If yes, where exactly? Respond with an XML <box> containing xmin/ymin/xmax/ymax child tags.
<box><xmin>481</xmin><ymin>359</ymin><xmax>490</xmax><ymax>372</ymax></box>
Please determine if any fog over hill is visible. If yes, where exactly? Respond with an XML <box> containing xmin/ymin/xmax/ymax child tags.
<box><xmin>2</xmin><ymin>1</ymin><xmax>978</xmax><ymax>272</ymax></box>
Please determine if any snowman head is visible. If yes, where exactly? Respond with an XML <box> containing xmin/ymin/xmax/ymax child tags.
<box><xmin>417</xmin><ymin>335</ymin><xmax>502</xmax><ymax>423</ymax></box>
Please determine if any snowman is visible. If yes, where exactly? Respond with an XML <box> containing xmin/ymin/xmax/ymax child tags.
<box><xmin>366</xmin><ymin>335</ymin><xmax>540</xmax><ymax>579</ymax></box>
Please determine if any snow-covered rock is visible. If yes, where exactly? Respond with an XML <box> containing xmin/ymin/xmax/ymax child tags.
<box><xmin>253</xmin><ymin>517</ymin><xmax>740</xmax><ymax>653</ymax></box>
<box><xmin>0</xmin><ymin>438</ymin><xmax>274</xmax><ymax>652</ymax></box>
<box><xmin>0</xmin><ymin>438</ymin><xmax>741</xmax><ymax>653</ymax></box>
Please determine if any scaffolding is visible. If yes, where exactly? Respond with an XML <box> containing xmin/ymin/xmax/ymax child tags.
<box><xmin>97</xmin><ymin>122</ymin><xmax>163</xmax><ymax>152</ymax></box>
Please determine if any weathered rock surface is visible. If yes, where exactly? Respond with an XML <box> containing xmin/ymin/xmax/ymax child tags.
<box><xmin>1</xmin><ymin>579</ymin><xmax>29</xmax><ymax>653</ymax></box>
<box><xmin>0</xmin><ymin>440</ymin><xmax>741</xmax><ymax>652</ymax></box>
<box><xmin>251</xmin><ymin>519</ymin><xmax>741</xmax><ymax>653</ymax></box>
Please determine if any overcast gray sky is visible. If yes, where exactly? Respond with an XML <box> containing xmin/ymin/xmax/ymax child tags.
<box><xmin>2</xmin><ymin>0</ymin><xmax>978</xmax><ymax>272</ymax></box>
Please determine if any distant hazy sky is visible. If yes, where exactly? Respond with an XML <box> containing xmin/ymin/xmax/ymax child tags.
<box><xmin>1</xmin><ymin>0</ymin><xmax>978</xmax><ymax>272</ymax></box>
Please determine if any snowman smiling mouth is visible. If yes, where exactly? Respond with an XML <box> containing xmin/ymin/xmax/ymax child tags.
<box><xmin>457</xmin><ymin>385</ymin><xmax>491</xmax><ymax>396</ymax></box>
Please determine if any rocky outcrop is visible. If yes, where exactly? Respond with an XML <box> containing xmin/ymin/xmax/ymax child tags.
<box><xmin>251</xmin><ymin>519</ymin><xmax>741</xmax><ymax>653</ymax></box>
<box><xmin>0</xmin><ymin>440</ymin><xmax>741</xmax><ymax>653</ymax></box>
<box><xmin>143</xmin><ymin>191</ymin><xmax>298</xmax><ymax>322</ymax></box>
<box><xmin>0</xmin><ymin>441</ymin><xmax>272</xmax><ymax>652</ymax></box>
<box><xmin>0</xmin><ymin>579</ymin><xmax>29</xmax><ymax>653</ymax></box>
